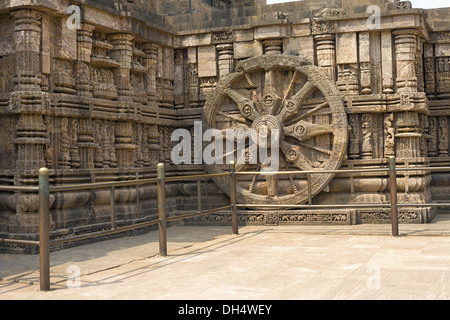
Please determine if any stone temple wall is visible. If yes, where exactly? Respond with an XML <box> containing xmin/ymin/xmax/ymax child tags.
<box><xmin>0</xmin><ymin>0</ymin><xmax>449</xmax><ymax>249</ymax></box>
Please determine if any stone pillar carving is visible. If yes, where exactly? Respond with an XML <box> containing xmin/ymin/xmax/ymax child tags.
<box><xmin>10</xmin><ymin>9</ymin><xmax>49</xmax><ymax>169</ymax></box>
<box><xmin>416</xmin><ymin>37</ymin><xmax>425</xmax><ymax>93</ymax></box>
<box><xmin>381</xmin><ymin>31</ymin><xmax>394</xmax><ymax>94</ymax></box>
<box><xmin>94</xmin><ymin>120</ymin><xmax>104</xmax><ymax>168</ymax></box>
<box><xmin>142</xmin><ymin>42</ymin><xmax>159</xmax><ymax>107</ymax></box>
<box><xmin>437</xmin><ymin>57</ymin><xmax>450</xmax><ymax>99</ymax></box>
<box><xmin>336</xmin><ymin>65</ymin><xmax>359</xmax><ymax>96</ymax></box>
<box><xmin>396</xmin><ymin>110</ymin><xmax>421</xmax><ymax>158</ymax></box>
<box><xmin>11</xmin><ymin>9</ymin><xmax>42</xmax><ymax>92</ymax></box>
<box><xmin>263</xmin><ymin>39</ymin><xmax>283</xmax><ymax>55</ymax></box>
<box><xmin>115</xmin><ymin>121</ymin><xmax>135</xmax><ymax>168</ymax></box>
<box><xmin>393</xmin><ymin>29</ymin><xmax>418</xmax><ymax>93</ymax></box>
<box><xmin>188</xmin><ymin>63</ymin><xmax>199</xmax><ymax>107</ymax></box>
<box><xmin>147</xmin><ymin>125</ymin><xmax>161</xmax><ymax>166</ymax></box>
<box><xmin>174</xmin><ymin>49</ymin><xmax>185</xmax><ymax>108</ymax></box>
<box><xmin>358</xmin><ymin>32</ymin><xmax>372</xmax><ymax>94</ymax></box>
<box><xmin>58</xmin><ymin>117</ymin><xmax>71</xmax><ymax>168</ymax></box>
<box><xmin>424</xmin><ymin>43</ymin><xmax>436</xmax><ymax>99</ymax></box>
<box><xmin>336</xmin><ymin>32</ymin><xmax>360</xmax><ymax>96</ymax></box>
<box><xmin>75</xmin><ymin>23</ymin><xmax>95</xmax><ymax>97</ymax></box>
<box><xmin>69</xmin><ymin>119</ymin><xmax>81</xmax><ymax>168</ymax></box>
<box><xmin>109</xmin><ymin>33</ymin><xmax>134</xmax><ymax>101</ymax></box>
<box><xmin>384</xmin><ymin>113</ymin><xmax>396</xmax><ymax>157</ymax></box>
<box><xmin>78</xmin><ymin>118</ymin><xmax>95</xmax><ymax>169</ymax></box>
<box><xmin>131</xmin><ymin>44</ymin><xmax>148</xmax><ymax>104</ymax></box>
<box><xmin>361</xmin><ymin>114</ymin><xmax>373</xmax><ymax>159</ymax></box>
<box><xmin>438</xmin><ymin>116</ymin><xmax>449</xmax><ymax>157</ymax></box>
<box><xmin>314</xmin><ymin>34</ymin><xmax>336</xmax><ymax>81</ymax></box>
<box><xmin>135</xmin><ymin>124</ymin><xmax>144</xmax><ymax>167</ymax></box>
<box><xmin>419</xmin><ymin>114</ymin><xmax>428</xmax><ymax>157</ymax></box>
<box><xmin>427</xmin><ymin>117</ymin><xmax>438</xmax><ymax>157</ymax></box>
<box><xmin>216</xmin><ymin>43</ymin><xmax>234</xmax><ymax>77</ymax></box>
<box><xmin>349</xmin><ymin>114</ymin><xmax>360</xmax><ymax>159</ymax></box>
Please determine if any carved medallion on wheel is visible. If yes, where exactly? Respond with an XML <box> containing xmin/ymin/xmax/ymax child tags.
<box><xmin>203</xmin><ymin>54</ymin><xmax>348</xmax><ymax>208</ymax></box>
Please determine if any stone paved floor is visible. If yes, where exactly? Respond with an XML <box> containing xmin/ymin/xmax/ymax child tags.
<box><xmin>1</xmin><ymin>216</ymin><xmax>450</xmax><ymax>300</ymax></box>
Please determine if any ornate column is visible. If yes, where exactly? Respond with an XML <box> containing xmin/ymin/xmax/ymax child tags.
<box><xmin>396</xmin><ymin>109</ymin><xmax>421</xmax><ymax>158</ymax></box>
<box><xmin>11</xmin><ymin>9</ymin><xmax>42</xmax><ymax>92</ymax></box>
<box><xmin>115</xmin><ymin>121</ymin><xmax>136</xmax><ymax>168</ymax></box>
<box><xmin>424</xmin><ymin>43</ymin><xmax>436</xmax><ymax>99</ymax></box>
<box><xmin>381</xmin><ymin>31</ymin><xmax>394</xmax><ymax>94</ymax></box>
<box><xmin>263</xmin><ymin>39</ymin><xmax>283</xmax><ymax>55</ymax></box>
<box><xmin>142</xmin><ymin>42</ymin><xmax>159</xmax><ymax>108</ymax></box>
<box><xmin>75</xmin><ymin>23</ymin><xmax>95</xmax><ymax>97</ymax></box>
<box><xmin>216</xmin><ymin>43</ymin><xmax>234</xmax><ymax>77</ymax></box>
<box><xmin>361</xmin><ymin>114</ymin><xmax>373</xmax><ymax>159</ymax></box>
<box><xmin>146</xmin><ymin>125</ymin><xmax>161</xmax><ymax>166</ymax></box>
<box><xmin>349</xmin><ymin>114</ymin><xmax>360</xmax><ymax>159</ymax></box>
<box><xmin>109</xmin><ymin>33</ymin><xmax>135</xmax><ymax>168</ymax></box>
<box><xmin>10</xmin><ymin>9</ymin><xmax>49</xmax><ymax>170</ymax></box>
<box><xmin>437</xmin><ymin>57</ymin><xmax>450</xmax><ymax>100</ymax></box>
<box><xmin>359</xmin><ymin>32</ymin><xmax>372</xmax><ymax>94</ymax></box>
<box><xmin>314</xmin><ymin>34</ymin><xmax>336</xmax><ymax>81</ymax></box>
<box><xmin>78</xmin><ymin>118</ymin><xmax>95</xmax><ymax>169</ymax></box>
<box><xmin>393</xmin><ymin>29</ymin><xmax>422</xmax><ymax>159</ymax></box>
<box><xmin>109</xmin><ymin>33</ymin><xmax>134</xmax><ymax>101</ymax></box>
<box><xmin>393</xmin><ymin>29</ymin><xmax>418</xmax><ymax>93</ymax></box>
<box><xmin>438</xmin><ymin>116</ymin><xmax>449</xmax><ymax>157</ymax></box>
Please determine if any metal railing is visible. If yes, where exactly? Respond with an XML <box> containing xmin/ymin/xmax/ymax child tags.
<box><xmin>0</xmin><ymin>162</ymin><xmax>238</xmax><ymax>291</ymax></box>
<box><xmin>1</xmin><ymin>156</ymin><xmax>450</xmax><ymax>291</ymax></box>
<box><xmin>236</xmin><ymin>157</ymin><xmax>450</xmax><ymax>234</ymax></box>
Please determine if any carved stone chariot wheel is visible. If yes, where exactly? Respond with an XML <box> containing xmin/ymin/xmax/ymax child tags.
<box><xmin>203</xmin><ymin>54</ymin><xmax>348</xmax><ymax>208</ymax></box>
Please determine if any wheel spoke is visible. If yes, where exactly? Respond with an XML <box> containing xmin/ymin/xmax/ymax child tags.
<box><xmin>297</xmin><ymin>142</ymin><xmax>332</xmax><ymax>156</ymax></box>
<box><xmin>280</xmin><ymin>140</ymin><xmax>313</xmax><ymax>171</ymax></box>
<box><xmin>284</xmin><ymin>120</ymin><xmax>335</xmax><ymax>142</ymax></box>
<box><xmin>262</xmin><ymin>69</ymin><xmax>283</xmax><ymax>116</ymax></box>
<box><xmin>277</xmin><ymin>81</ymin><xmax>315</xmax><ymax>121</ymax></box>
<box><xmin>293</xmin><ymin>101</ymin><xmax>329</xmax><ymax>122</ymax></box>
<box><xmin>218</xmin><ymin>111</ymin><xmax>248</xmax><ymax>124</ymax></box>
<box><xmin>218</xmin><ymin>124</ymin><xmax>251</xmax><ymax>143</ymax></box>
<box><xmin>224</xmin><ymin>88</ymin><xmax>259</xmax><ymax>121</ymax></box>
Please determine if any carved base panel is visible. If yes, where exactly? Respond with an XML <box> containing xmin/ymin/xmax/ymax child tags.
<box><xmin>358</xmin><ymin>207</ymin><xmax>436</xmax><ymax>224</ymax></box>
<box><xmin>181</xmin><ymin>210</ymin><xmax>358</xmax><ymax>226</ymax></box>
<box><xmin>181</xmin><ymin>207</ymin><xmax>437</xmax><ymax>226</ymax></box>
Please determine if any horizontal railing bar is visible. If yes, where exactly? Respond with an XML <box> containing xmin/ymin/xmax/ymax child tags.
<box><xmin>166</xmin><ymin>205</ymin><xmax>232</xmax><ymax>222</ymax></box>
<box><xmin>0</xmin><ymin>186</ymin><xmax>39</xmax><ymax>192</ymax></box>
<box><xmin>238</xmin><ymin>203</ymin><xmax>450</xmax><ymax>209</ymax></box>
<box><xmin>50</xmin><ymin>218</ymin><xmax>161</xmax><ymax>246</ymax></box>
<box><xmin>236</xmin><ymin>168</ymin><xmax>389</xmax><ymax>176</ymax></box>
<box><xmin>49</xmin><ymin>177</ymin><xmax>159</xmax><ymax>192</ymax></box>
<box><xmin>49</xmin><ymin>173</ymin><xmax>231</xmax><ymax>193</ymax></box>
<box><xmin>165</xmin><ymin>172</ymin><xmax>231</xmax><ymax>182</ymax></box>
<box><xmin>396</xmin><ymin>167</ymin><xmax>450</xmax><ymax>172</ymax></box>
<box><xmin>237</xmin><ymin>204</ymin><xmax>393</xmax><ymax>209</ymax></box>
<box><xmin>397</xmin><ymin>203</ymin><xmax>450</xmax><ymax>207</ymax></box>
<box><xmin>0</xmin><ymin>238</ymin><xmax>40</xmax><ymax>246</ymax></box>
<box><xmin>236</xmin><ymin>166</ymin><xmax>450</xmax><ymax>176</ymax></box>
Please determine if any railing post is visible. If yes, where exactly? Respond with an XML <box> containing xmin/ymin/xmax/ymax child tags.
<box><xmin>306</xmin><ymin>172</ymin><xmax>312</xmax><ymax>206</ymax></box>
<box><xmin>389</xmin><ymin>156</ymin><xmax>399</xmax><ymax>237</ymax></box>
<box><xmin>197</xmin><ymin>178</ymin><xmax>202</xmax><ymax>214</ymax></box>
<box><xmin>157</xmin><ymin>163</ymin><xmax>167</xmax><ymax>256</ymax></box>
<box><xmin>38</xmin><ymin>168</ymin><xmax>50</xmax><ymax>291</ymax></box>
<box><xmin>110</xmin><ymin>185</ymin><xmax>117</xmax><ymax>230</ymax></box>
<box><xmin>230</xmin><ymin>161</ymin><xmax>238</xmax><ymax>235</ymax></box>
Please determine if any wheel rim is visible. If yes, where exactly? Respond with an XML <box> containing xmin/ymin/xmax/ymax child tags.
<box><xmin>203</xmin><ymin>54</ymin><xmax>348</xmax><ymax>208</ymax></box>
